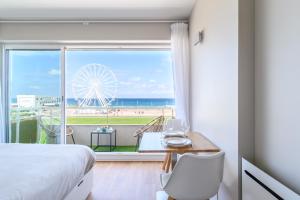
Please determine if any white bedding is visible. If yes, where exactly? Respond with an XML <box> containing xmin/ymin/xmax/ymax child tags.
<box><xmin>0</xmin><ymin>144</ymin><xmax>95</xmax><ymax>200</ymax></box>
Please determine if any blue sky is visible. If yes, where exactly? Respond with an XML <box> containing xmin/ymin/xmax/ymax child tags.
<box><xmin>10</xmin><ymin>50</ymin><xmax>61</xmax><ymax>98</ymax></box>
<box><xmin>10</xmin><ymin>50</ymin><xmax>174</xmax><ymax>99</ymax></box>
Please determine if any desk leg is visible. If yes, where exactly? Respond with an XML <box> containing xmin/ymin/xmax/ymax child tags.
<box><xmin>171</xmin><ymin>153</ymin><xmax>178</xmax><ymax>169</ymax></box>
<box><xmin>90</xmin><ymin>134</ymin><xmax>92</xmax><ymax>149</ymax></box>
<box><xmin>115</xmin><ymin>130</ymin><xmax>117</xmax><ymax>149</ymax></box>
<box><xmin>110</xmin><ymin>133</ymin><xmax>112</xmax><ymax>152</ymax></box>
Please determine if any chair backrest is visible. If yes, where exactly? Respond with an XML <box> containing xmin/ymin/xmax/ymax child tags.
<box><xmin>133</xmin><ymin>116</ymin><xmax>165</xmax><ymax>137</ymax></box>
<box><xmin>151</xmin><ymin>116</ymin><xmax>165</xmax><ymax>132</ymax></box>
<box><xmin>163</xmin><ymin>152</ymin><xmax>225</xmax><ymax>200</ymax></box>
<box><xmin>66</xmin><ymin>126</ymin><xmax>73</xmax><ymax>136</ymax></box>
<box><xmin>163</xmin><ymin>119</ymin><xmax>184</xmax><ymax>132</ymax></box>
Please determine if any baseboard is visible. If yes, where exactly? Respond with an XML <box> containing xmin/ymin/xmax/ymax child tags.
<box><xmin>95</xmin><ymin>152</ymin><xmax>165</xmax><ymax>161</ymax></box>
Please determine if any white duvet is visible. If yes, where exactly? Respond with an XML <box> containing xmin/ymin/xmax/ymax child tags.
<box><xmin>0</xmin><ymin>144</ymin><xmax>95</xmax><ymax>200</ymax></box>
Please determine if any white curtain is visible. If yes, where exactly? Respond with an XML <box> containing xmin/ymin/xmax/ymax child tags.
<box><xmin>170</xmin><ymin>23</ymin><xmax>190</xmax><ymax>130</ymax></box>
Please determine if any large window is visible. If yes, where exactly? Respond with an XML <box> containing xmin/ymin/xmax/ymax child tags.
<box><xmin>7</xmin><ymin>50</ymin><xmax>62</xmax><ymax>144</ymax></box>
<box><xmin>4</xmin><ymin>47</ymin><xmax>175</xmax><ymax>152</ymax></box>
<box><xmin>65</xmin><ymin>50</ymin><xmax>175</xmax><ymax>125</ymax></box>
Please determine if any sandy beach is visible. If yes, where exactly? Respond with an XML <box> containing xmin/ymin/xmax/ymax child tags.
<box><xmin>66</xmin><ymin>107</ymin><xmax>175</xmax><ymax>117</ymax></box>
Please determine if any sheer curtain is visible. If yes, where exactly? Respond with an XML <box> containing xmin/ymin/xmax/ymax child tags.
<box><xmin>170</xmin><ymin>23</ymin><xmax>190</xmax><ymax>130</ymax></box>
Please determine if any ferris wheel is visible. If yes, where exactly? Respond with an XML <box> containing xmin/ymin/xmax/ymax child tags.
<box><xmin>72</xmin><ymin>63</ymin><xmax>118</xmax><ymax>107</ymax></box>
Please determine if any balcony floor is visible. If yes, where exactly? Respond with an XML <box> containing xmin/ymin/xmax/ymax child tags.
<box><xmin>91</xmin><ymin>145</ymin><xmax>136</xmax><ymax>152</ymax></box>
<box><xmin>87</xmin><ymin>161</ymin><xmax>162</xmax><ymax>200</ymax></box>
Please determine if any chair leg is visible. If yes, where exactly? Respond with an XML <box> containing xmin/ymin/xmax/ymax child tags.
<box><xmin>168</xmin><ymin>153</ymin><xmax>173</xmax><ymax>170</ymax></box>
<box><xmin>162</xmin><ymin>154</ymin><xmax>169</xmax><ymax>170</ymax></box>
<box><xmin>71</xmin><ymin>134</ymin><xmax>75</xmax><ymax>144</ymax></box>
<box><xmin>170</xmin><ymin>153</ymin><xmax>173</xmax><ymax>170</ymax></box>
<box><xmin>165</xmin><ymin>153</ymin><xmax>171</xmax><ymax>173</ymax></box>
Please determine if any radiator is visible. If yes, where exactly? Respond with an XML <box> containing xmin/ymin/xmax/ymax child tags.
<box><xmin>242</xmin><ymin>158</ymin><xmax>300</xmax><ymax>200</ymax></box>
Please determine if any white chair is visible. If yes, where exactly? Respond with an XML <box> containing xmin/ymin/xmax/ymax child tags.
<box><xmin>157</xmin><ymin>151</ymin><xmax>225</xmax><ymax>200</ymax></box>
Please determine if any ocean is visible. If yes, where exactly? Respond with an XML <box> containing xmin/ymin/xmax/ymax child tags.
<box><xmin>67</xmin><ymin>98</ymin><xmax>175</xmax><ymax>108</ymax></box>
<box><xmin>12</xmin><ymin>98</ymin><xmax>175</xmax><ymax>108</ymax></box>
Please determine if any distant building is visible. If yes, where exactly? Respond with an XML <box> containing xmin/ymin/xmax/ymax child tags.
<box><xmin>17</xmin><ymin>95</ymin><xmax>60</xmax><ymax>108</ymax></box>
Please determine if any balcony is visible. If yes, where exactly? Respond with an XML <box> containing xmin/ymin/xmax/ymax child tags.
<box><xmin>7</xmin><ymin>49</ymin><xmax>175</xmax><ymax>154</ymax></box>
<box><xmin>9</xmin><ymin>106</ymin><xmax>174</xmax><ymax>153</ymax></box>
<box><xmin>66</xmin><ymin>124</ymin><xmax>142</xmax><ymax>151</ymax></box>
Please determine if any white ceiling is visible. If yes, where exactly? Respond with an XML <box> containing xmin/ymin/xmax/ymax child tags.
<box><xmin>0</xmin><ymin>0</ymin><xmax>196</xmax><ymax>21</ymax></box>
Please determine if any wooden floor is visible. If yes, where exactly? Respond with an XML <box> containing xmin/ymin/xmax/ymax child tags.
<box><xmin>87</xmin><ymin>162</ymin><xmax>163</xmax><ymax>200</ymax></box>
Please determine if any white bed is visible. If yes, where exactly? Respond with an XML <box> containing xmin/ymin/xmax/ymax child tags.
<box><xmin>0</xmin><ymin>144</ymin><xmax>95</xmax><ymax>200</ymax></box>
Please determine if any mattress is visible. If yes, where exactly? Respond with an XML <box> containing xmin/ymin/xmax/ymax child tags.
<box><xmin>0</xmin><ymin>144</ymin><xmax>95</xmax><ymax>200</ymax></box>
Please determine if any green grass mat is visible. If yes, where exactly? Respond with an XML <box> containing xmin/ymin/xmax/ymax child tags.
<box><xmin>67</xmin><ymin>116</ymin><xmax>156</xmax><ymax>125</ymax></box>
<box><xmin>92</xmin><ymin>145</ymin><xmax>136</xmax><ymax>152</ymax></box>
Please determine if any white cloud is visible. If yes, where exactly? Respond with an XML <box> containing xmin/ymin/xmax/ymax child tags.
<box><xmin>117</xmin><ymin>82</ymin><xmax>174</xmax><ymax>98</ymax></box>
<box><xmin>48</xmin><ymin>69</ymin><xmax>60</xmax><ymax>76</ymax></box>
<box><xmin>119</xmin><ymin>81</ymin><xmax>133</xmax><ymax>86</ymax></box>
<box><xmin>155</xmin><ymin>69</ymin><xmax>163</xmax><ymax>73</ymax></box>
<box><xmin>158</xmin><ymin>84</ymin><xmax>168</xmax><ymax>89</ymax></box>
<box><xmin>140</xmin><ymin>83</ymin><xmax>148</xmax><ymax>88</ymax></box>
<box><xmin>149</xmin><ymin>79</ymin><xmax>156</xmax><ymax>83</ymax></box>
<box><xmin>129</xmin><ymin>76</ymin><xmax>141</xmax><ymax>82</ymax></box>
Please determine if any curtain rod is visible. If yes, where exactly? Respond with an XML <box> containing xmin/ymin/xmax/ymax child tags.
<box><xmin>0</xmin><ymin>20</ymin><xmax>189</xmax><ymax>24</ymax></box>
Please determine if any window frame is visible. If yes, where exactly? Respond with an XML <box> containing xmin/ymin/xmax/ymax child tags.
<box><xmin>2</xmin><ymin>42</ymin><xmax>172</xmax><ymax>144</ymax></box>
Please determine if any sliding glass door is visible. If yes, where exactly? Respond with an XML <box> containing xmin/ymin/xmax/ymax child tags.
<box><xmin>6</xmin><ymin>50</ymin><xmax>63</xmax><ymax>144</ymax></box>
<box><xmin>4</xmin><ymin>46</ymin><xmax>174</xmax><ymax>150</ymax></box>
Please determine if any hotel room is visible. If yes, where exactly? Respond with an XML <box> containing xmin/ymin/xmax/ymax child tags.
<box><xmin>0</xmin><ymin>0</ymin><xmax>299</xmax><ymax>200</ymax></box>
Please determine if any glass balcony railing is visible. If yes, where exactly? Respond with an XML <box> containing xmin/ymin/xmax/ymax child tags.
<box><xmin>9</xmin><ymin>106</ymin><xmax>175</xmax><ymax>152</ymax></box>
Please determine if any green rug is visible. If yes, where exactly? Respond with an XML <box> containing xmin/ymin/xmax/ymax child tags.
<box><xmin>92</xmin><ymin>145</ymin><xmax>136</xmax><ymax>152</ymax></box>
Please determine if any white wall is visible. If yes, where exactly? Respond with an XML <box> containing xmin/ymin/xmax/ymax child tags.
<box><xmin>189</xmin><ymin>0</ymin><xmax>239</xmax><ymax>199</ymax></box>
<box><xmin>0</xmin><ymin>23</ymin><xmax>170</xmax><ymax>41</ymax></box>
<box><xmin>255</xmin><ymin>0</ymin><xmax>300</xmax><ymax>194</ymax></box>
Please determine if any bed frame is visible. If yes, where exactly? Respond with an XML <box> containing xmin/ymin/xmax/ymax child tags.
<box><xmin>64</xmin><ymin>168</ymin><xmax>94</xmax><ymax>200</ymax></box>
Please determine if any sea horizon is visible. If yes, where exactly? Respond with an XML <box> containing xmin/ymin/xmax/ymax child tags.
<box><xmin>12</xmin><ymin>97</ymin><xmax>175</xmax><ymax>108</ymax></box>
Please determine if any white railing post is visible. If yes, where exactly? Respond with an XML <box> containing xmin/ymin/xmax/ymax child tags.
<box><xmin>15</xmin><ymin>107</ymin><xmax>20</xmax><ymax>143</ymax></box>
